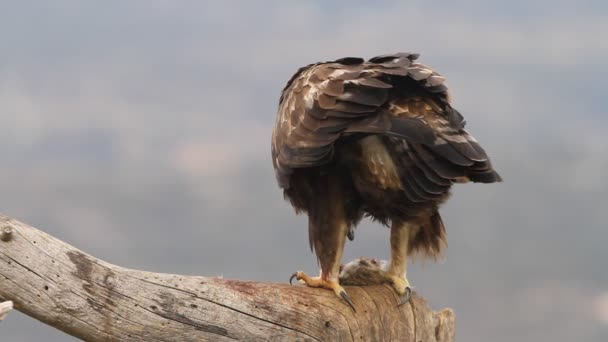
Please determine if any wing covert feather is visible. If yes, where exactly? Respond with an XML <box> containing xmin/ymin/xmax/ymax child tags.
<box><xmin>272</xmin><ymin>52</ymin><xmax>501</xmax><ymax>188</ymax></box>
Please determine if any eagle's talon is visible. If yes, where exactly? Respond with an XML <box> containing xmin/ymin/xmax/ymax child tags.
<box><xmin>347</xmin><ymin>227</ymin><xmax>355</xmax><ymax>241</ymax></box>
<box><xmin>339</xmin><ymin>290</ymin><xmax>356</xmax><ymax>312</ymax></box>
<box><xmin>289</xmin><ymin>272</ymin><xmax>300</xmax><ymax>285</ymax></box>
<box><xmin>387</xmin><ymin>274</ymin><xmax>411</xmax><ymax>306</ymax></box>
<box><xmin>397</xmin><ymin>286</ymin><xmax>412</xmax><ymax>306</ymax></box>
<box><xmin>288</xmin><ymin>271</ymin><xmax>356</xmax><ymax>311</ymax></box>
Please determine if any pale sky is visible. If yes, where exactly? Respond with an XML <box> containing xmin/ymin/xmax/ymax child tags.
<box><xmin>1</xmin><ymin>1</ymin><xmax>607</xmax><ymax>341</ymax></box>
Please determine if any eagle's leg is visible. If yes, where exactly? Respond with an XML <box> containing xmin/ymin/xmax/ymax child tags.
<box><xmin>289</xmin><ymin>216</ymin><xmax>354</xmax><ymax>311</ymax></box>
<box><xmin>387</xmin><ymin>221</ymin><xmax>416</xmax><ymax>305</ymax></box>
<box><xmin>288</xmin><ymin>165</ymin><xmax>355</xmax><ymax>310</ymax></box>
<box><xmin>290</xmin><ymin>175</ymin><xmax>355</xmax><ymax>311</ymax></box>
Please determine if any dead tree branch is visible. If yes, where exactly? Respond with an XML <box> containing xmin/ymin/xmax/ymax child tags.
<box><xmin>0</xmin><ymin>214</ymin><xmax>454</xmax><ymax>341</ymax></box>
<box><xmin>0</xmin><ymin>301</ymin><xmax>12</xmax><ymax>321</ymax></box>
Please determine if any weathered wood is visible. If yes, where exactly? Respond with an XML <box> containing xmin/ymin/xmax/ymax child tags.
<box><xmin>0</xmin><ymin>301</ymin><xmax>12</xmax><ymax>320</ymax></box>
<box><xmin>0</xmin><ymin>214</ymin><xmax>454</xmax><ymax>341</ymax></box>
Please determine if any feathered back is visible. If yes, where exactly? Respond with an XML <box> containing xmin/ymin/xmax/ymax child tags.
<box><xmin>272</xmin><ymin>52</ymin><xmax>501</xmax><ymax>189</ymax></box>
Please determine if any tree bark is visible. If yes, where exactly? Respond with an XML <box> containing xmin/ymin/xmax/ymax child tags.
<box><xmin>0</xmin><ymin>214</ymin><xmax>454</xmax><ymax>341</ymax></box>
<box><xmin>0</xmin><ymin>301</ymin><xmax>12</xmax><ymax>320</ymax></box>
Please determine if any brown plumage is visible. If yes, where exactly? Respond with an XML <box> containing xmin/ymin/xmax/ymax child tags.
<box><xmin>273</xmin><ymin>53</ymin><xmax>501</xmax><ymax>309</ymax></box>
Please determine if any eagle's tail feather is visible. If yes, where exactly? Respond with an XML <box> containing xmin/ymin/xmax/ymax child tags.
<box><xmin>408</xmin><ymin>211</ymin><xmax>447</xmax><ymax>260</ymax></box>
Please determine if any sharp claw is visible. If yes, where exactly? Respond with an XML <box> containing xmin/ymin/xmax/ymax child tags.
<box><xmin>340</xmin><ymin>290</ymin><xmax>356</xmax><ymax>312</ymax></box>
<box><xmin>398</xmin><ymin>286</ymin><xmax>412</xmax><ymax>306</ymax></box>
<box><xmin>289</xmin><ymin>272</ymin><xmax>298</xmax><ymax>286</ymax></box>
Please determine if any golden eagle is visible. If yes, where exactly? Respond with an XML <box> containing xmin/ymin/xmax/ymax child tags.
<box><xmin>272</xmin><ymin>53</ymin><xmax>501</xmax><ymax>310</ymax></box>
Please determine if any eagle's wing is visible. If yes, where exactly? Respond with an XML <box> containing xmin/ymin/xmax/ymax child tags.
<box><xmin>272</xmin><ymin>53</ymin><xmax>501</xmax><ymax>189</ymax></box>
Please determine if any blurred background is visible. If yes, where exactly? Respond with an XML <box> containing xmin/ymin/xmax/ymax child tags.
<box><xmin>0</xmin><ymin>1</ymin><xmax>606</xmax><ymax>341</ymax></box>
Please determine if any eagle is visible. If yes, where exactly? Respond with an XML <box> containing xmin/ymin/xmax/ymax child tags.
<box><xmin>271</xmin><ymin>53</ymin><xmax>501</xmax><ymax>310</ymax></box>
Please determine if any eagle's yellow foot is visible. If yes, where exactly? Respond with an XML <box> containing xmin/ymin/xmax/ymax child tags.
<box><xmin>387</xmin><ymin>274</ymin><xmax>412</xmax><ymax>306</ymax></box>
<box><xmin>289</xmin><ymin>271</ymin><xmax>356</xmax><ymax>312</ymax></box>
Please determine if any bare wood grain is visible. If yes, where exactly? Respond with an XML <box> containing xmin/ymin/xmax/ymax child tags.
<box><xmin>0</xmin><ymin>301</ymin><xmax>12</xmax><ymax>320</ymax></box>
<box><xmin>0</xmin><ymin>214</ymin><xmax>454</xmax><ymax>341</ymax></box>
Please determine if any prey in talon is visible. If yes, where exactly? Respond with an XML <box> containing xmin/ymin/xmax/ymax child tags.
<box><xmin>339</xmin><ymin>257</ymin><xmax>412</xmax><ymax>305</ymax></box>
<box><xmin>271</xmin><ymin>53</ymin><xmax>501</xmax><ymax>310</ymax></box>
